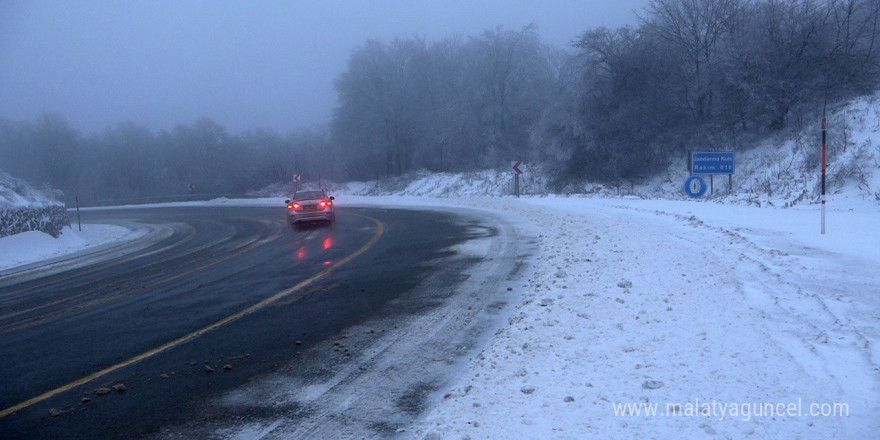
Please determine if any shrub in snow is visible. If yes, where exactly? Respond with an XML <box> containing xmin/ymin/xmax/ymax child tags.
<box><xmin>0</xmin><ymin>206</ymin><xmax>70</xmax><ymax>238</ymax></box>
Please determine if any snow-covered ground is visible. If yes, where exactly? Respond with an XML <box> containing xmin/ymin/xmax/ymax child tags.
<box><xmin>0</xmin><ymin>224</ymin><xmax>143</xmax><ymax>272</ymax></box>
<box><xmin>375</xmin><ymin>194</ymin><xmax>879</xmax><ymax>439</ymax></box>
<box><xmin>0</xmin><ymin>169</ymin><xmax>147</xmax><ymax>272</ymax></box>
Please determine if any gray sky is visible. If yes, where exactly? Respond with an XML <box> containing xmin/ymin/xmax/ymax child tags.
<box><xmin>0</xmin><ymin>1</ymin><xmax>648</xmax><ymax>135</ymax></box>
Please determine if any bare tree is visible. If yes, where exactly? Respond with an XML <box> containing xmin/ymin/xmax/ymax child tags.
<box><xmin>824</xmin><ymin>0</ymin><xmax>880</xmax><ymax>96</ymax></box>
<box><xmin>466</xmin><ymin>24</ymin><xmax>554</xmax><ymax>166</ymax></box>
<box><xmin>641</xmin><ymin>0</ymin><xmax>744</xmax><ymax>122</ymax></box>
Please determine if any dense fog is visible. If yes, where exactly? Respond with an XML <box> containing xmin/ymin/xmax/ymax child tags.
<box><xmin>1</xmin><ymin>0</ymin><xmax>878</xmax><ymax>202</ymax></box>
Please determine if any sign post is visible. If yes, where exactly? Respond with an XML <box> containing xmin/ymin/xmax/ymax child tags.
<box><xmin>821</xmin><ymin>118</ymin><xmax>827</xmax><ymax>234</ymax></box>
<box><xmin>512</xmin><ymin>161</ymin><xmax>523</xmax><ymax>198</ymax></box>
<box><xmin>293</xmin><ymin>174</ymin><xmax>300</xmax><ymax>193</ymax></box>
<box><xmin>75</xmin><ymin>196</ymin><xmax>82</xmax><ymax>232</ymax></box>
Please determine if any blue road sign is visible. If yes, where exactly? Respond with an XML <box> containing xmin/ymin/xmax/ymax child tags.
<box><xmin>692</xmin><ymin>151</ymin><xmax>735</xmax><ymax>174</ymax></box>
<box><xmin>685</xmin><ymin>175</ymin><xmax>708</xmax><ymax>198</ymax></box>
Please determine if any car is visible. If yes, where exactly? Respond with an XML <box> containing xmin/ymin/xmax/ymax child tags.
<box><xmin>285</xmin><ymin>189</ymin><xmax>335</xmax><ymax>227</ymax></box>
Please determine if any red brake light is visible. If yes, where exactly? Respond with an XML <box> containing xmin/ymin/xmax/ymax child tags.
<box><xmin>290</xmin><ymin>202</ymin><xmax>301</xmax><ymax>211</ymax></box>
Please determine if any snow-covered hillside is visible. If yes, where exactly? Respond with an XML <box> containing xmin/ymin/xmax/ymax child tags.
<box><xmin>647</xmin><ymin>92</ymin><xmax>880</xmax><ymax>208</ymax></box>
<box><xmin>0</xmin><ymin>171</ymin><xmax>71</xmax><ymax>238</ymax></box>
<box><xmin>330</xmin><ymin>92</ymin><xmax>880</xmax><ymax>209</ymax></box>
<box><xmin>0</xmin><ymin>171</ymin><xmax>63</xmax><ymax>209</ymax></box>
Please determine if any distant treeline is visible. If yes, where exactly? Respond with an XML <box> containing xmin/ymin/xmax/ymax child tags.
<box><xmin>1</xmin><ymin>0</ymin><xmax>878</xmax><ymax>200</ymax></box>
<box><xmin>0</xmin><ymin>115</ymin><xmax>331</xmax><ymax>203</ymax></box>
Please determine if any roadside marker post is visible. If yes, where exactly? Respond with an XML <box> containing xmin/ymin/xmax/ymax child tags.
<box><xmin>512</xmin><ymin>161</ymin><xmax>523</xmax><ymax>198</ymax></box>
<box><xmin>75</xmin><ymin>196</ymin><xmax>82</xmax><ymax>232</ymax></box>
<box><xmin>821</xmin><ymin>117</ymin><xmax>827</xmax><ymax>234</ymax></box>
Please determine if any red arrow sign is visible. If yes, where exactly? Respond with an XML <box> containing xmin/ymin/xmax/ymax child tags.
<box><xmin>294</xmin><ymin>174</ymin><xmax>301</xmax><ymax>183</ymax></box>
<box><xmin>513</xmin><ymin>161</ymin><xmax>523</xmax><ymax>174</ymax></box>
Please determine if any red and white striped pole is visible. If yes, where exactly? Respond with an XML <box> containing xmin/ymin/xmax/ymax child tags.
<box><xmin>821</xmin><ymin>117</ymin><xmax>827</xmax><ymax>234</ymax></box>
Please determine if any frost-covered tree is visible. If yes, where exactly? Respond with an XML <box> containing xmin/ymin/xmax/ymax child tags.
<box><xmin>640</xmin><ymin>0</ymin><xmax>744</xmax><ymax>123</ymax></box>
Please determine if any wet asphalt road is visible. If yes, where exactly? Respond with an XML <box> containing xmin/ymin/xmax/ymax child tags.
<box><xmin>0</xmin><ymin>205</ymin><xmax>481</xmax><ymax>439</ymax></box>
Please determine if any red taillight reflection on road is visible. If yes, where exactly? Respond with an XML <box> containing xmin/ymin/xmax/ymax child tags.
<box><xmin>323</xmin><ymin>237</ymin><xmax>333</xmax><ymax>250</ymax></box>
<box><xmin>296</xmin><ymin>246</ymin><xmax>307</xmax><ymax>260</ymax></box>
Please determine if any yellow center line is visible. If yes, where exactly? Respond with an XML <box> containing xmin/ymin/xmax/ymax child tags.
<box><xmin>0</xmin><ymin>214</ymin><xmax>384</xmax><ymax>418</ymax></box>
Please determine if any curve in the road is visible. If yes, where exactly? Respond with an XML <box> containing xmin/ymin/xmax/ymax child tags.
<box><xmin>0</xmin><ymin>212</ymin><xmax>384</xmax><ymax>419</ymax></box>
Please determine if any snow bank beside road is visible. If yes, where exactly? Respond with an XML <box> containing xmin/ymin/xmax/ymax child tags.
<box><xmin>0</xmin><ymin>224</ymin><xmax>138</xmax><ymax>272</ymax></box>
